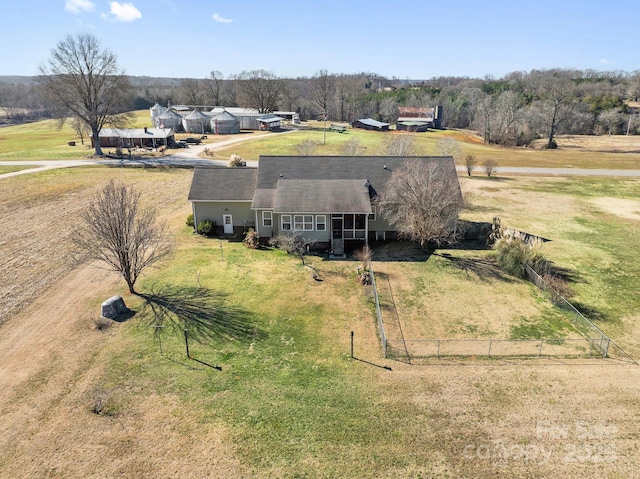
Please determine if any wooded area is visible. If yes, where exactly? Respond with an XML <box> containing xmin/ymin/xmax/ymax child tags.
<box><xmin>3</xmin><ymin>68</ymin><xmax>640</xmax><ymax>146</ymax></box>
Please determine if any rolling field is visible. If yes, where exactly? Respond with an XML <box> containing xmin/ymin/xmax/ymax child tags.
<box><xmin>1</xmin><ymin>159</ymin><xmax>640</xmax><ymax>477</ymax></box>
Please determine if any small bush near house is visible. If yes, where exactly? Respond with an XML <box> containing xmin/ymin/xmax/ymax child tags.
<box><xmin>229</xmin><ymin>154</ymin><xmax>245</xmax><ymax>167</ymax></box>
<box><xmin>492</xmin><ymin>229</ymin><xmax>549</xmax><ymax>278</ymax></box>
<box><xmin>243</xmin><ymin>228</ymin><xmax>260</xmax><ymax>249</ymax></box>
<box><xmin>186</xmin><ymin>214</ymin><xmax>194</xmax><ymax>228</ymax></box>
<box><xmin>197</xmin><ymin>220</ymin><xmax>216</xmax><ymax>237</ymax></box>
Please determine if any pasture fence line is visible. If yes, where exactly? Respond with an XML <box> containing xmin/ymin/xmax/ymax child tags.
<box><xmin>387</xmin><ymin>338</ymin><xmax>620</xmax><ymax>362</ymax></box>
<box><xmin>368</xmin><ymin>261</ymin><xmax>636</xmax><ymax>364</ymax></box>
<box><xmin>369</xmin><ymin>267</ymin><xmax>387</xmax><ymax>358</ymax></box>
<box><xmin>525</xmin><ymin>265</ymin><xmax>636</xmax><ymax>363</ymax></box>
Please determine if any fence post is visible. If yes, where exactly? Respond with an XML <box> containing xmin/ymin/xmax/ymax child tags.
<box><xmin>488</xmin><ymin>340</ymin><xmax>492</xmax><ymax>358</ymax></box>
<box><xmin>184</xmin><ymin>329</ymin><xmax>190</xmax><ymax>359</ymax></box>
<box><xmin>437</xmin><ymin>340</ymin><xmax>440</xmax><ymax>359</ymax></box>
<box><xmin>539</xmin><ymin>339</ymin><xmax>543</xmax><ymax>358</ymax></box>
<box><xmin>350</xmin><ymin>331</ymin><xmax>354</xmax><ymax>359</ymax></box>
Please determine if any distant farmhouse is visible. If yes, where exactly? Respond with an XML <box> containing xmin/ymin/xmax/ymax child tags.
<box><xmin>188</xmin><ymin>156</ymin><xmax>461</xmax><ymax>256</ymax></box>
<box><xmin>92</xmin><ymin>127</ymin><xmax>174</xmax><ymax>149</ymax></box>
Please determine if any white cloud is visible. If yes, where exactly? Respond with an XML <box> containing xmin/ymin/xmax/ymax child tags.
<box><xmin>106</xmin><ymin>2</ymin><xmax>142</xmax><ymax>22</ymax></box>
<box><xmin>65</xmin><ymin>0</ymin><xmax>95</xmax><ymax>13</ymax></box>
<box><xmin>600</xmin><ymin>58</ymin><xmax>612</xmax><ymax>65</ymax></box>
<box><xmin>212</xmin><ymin>13</ymin><xmax>233</xmax><ymax>24</ymax></box>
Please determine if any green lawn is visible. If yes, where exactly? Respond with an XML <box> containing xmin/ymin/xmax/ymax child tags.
<box><xmin>0</xmin><ymin>110</ymin><xmax>154</xmax><ymax>160</ymax></box>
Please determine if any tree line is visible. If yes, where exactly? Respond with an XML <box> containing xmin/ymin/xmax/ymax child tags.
<box><xmin>7</xmin><ymin>33</ymin><xmax>640</xmax><ymax>149</ymax></box>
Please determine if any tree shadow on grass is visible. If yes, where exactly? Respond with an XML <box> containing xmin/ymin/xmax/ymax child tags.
<box><xmin>137</xmin><ymin>283</ymin><xmax>265</xmax><ymax>344</ymax></box>
<box><xmin>436</xmin><ymin>253</ymin><xmax>516</xmax><ymax>283</ymax></box>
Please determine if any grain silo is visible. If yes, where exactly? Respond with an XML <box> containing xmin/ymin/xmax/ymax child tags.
<box><xmin>182</xmin><ymin>109</ymin><xmax>210</xmax><ymax>134</ymax></box>
<box><xmin>149</xmin><ymin>103</ymin><xmax>166</xmax><ymax>124</ymax></box>
<box><xmin>155</xmin><ymin>108</ymin><xmax>183</xmax><ymax>132</ymax></box>
<box><xmin>210</xmin><ymin>110</ymin><xmax>240</xmax><ymax>134</ymax></box>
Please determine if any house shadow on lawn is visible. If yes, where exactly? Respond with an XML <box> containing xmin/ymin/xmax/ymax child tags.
<box><xmin>137</xmin><ymin>283</ymin><xmax>264</xmax><ymax>344</ymax></box>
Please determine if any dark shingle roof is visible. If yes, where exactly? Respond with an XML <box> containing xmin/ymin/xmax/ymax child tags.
<box><xmin>188</xmin><ymin>167</ymin><xmax>257</xmax><ymax>201</ymax></box>
<box><xmin>273</xmin><ymin>179</ymin><xmax>372</xmax><ymax>213</ymax></box>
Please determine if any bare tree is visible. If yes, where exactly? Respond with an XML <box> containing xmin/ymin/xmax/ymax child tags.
<box><xmin>204</xmin><ymin>70</ymin><xmax>225</xmax><ymax>106</ymax></box>
<box><xmin>436</xmin><ymin>137</ymin><xmax>462</xmax><ymax>160</ymax></box>
<box><xmin>74</xmin><ymin>180</ymin><xmax>173</xmax><ymax>294</ymax></box>
<box><xmin>178</xmin><ymin>78</ymin><xmax>204</xmax><ymax>106</ymax></box>
<box><xmin>376</xmin><ymin>160</ymin><xmax>463</xmax><ymax>248</ymax></box>
<box><xmin>383</xmin><ymin>134</ymin><xmax>419</xmax><ymax>156</ymax></box>
<box><xmin>312</xmin><ymin>69</ymin><xmax>335</xmax><ymax>119</ymax></box>
<box><xmin>340</xmin><ymin>138</ymin><xmax>365</xmax><ymax>156</ymax></box>
<box><xmin>598</xmin><ymin>108</ymin><xmax>625</xmax><ymax>135</ymax></box>
<box><xmin>38</xmin><ymin>33</ymin><xmax>132</xmax><ymax>156</ymax></box>
<box><xmin>67</xmin><ymin>115</ymin><xmax>91</xmax><ymax>145</ymax></box>
<box><xmin>483</xmin><ymin>159</ymin><xmax>497</xmax><ymax>177</ymax></box>
<box><xmin>233</xmin><ymin>69</ymin><xmax>284</xmax><ymax>113</ymax></box>
<box><xmin>464</xmin><ymin>154</ymin><xmax>477</xmax><ymax>176</ymax></box>
<box><xmin>532</xmin><ymin>77</ymin><xmax>577</xmax><ymax>148</ymax></box>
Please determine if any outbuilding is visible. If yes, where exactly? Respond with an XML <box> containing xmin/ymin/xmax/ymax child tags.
<box><xmin>352</xmin><ymin>118</ymin><xmax>390</xmax><ymax>131</ymax></box>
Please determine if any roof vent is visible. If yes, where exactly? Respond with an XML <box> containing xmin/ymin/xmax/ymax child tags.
<box><xmin>383</xmin><ymin>165</ymin><xmax>388</xmax><ymax>170</ymax></box>
<box><xmin>279</xmin><ymin>173</ymin><xmax>284</xmax><ymax>177</ymax></box>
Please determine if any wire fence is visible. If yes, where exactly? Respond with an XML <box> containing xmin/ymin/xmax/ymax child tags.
<box><xmin>369</xmin><ymin>263</ymin><xmax>636</xmax><ymax>364</ymax></box>
<box><xmin>387</xmin><ymin>338</ymin><xmax>613</xmax><ymax>361</ymax></box>
<box><xmin>369</xmin><ymin>268</ymin><xmax>387</xmax><ymax>358</ymax></box>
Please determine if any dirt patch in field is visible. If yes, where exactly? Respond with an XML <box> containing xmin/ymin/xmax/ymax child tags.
<box><xmin>589</xmin><ymin>197</ymin><xmax>640</xmax><ymax>221</ymax></box>
<box><xmin>531</xmin><ymin>134</ymin><xmax>640</xmax><ymax>153</ymax></box>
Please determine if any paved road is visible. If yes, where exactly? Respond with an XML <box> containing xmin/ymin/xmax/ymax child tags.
<box><xmin>458</xmin><ymin>166</ymin><xmax>640</xmax><ymax>177</ymax></box>
<box><xmin>3</xmin><ymin>132</ymin><xmax>640</xmax><ymax>181</ymax></box>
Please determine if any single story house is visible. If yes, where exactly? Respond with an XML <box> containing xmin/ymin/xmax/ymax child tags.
<box><xmin>188</xmin><ymin>156</ymin><xmax>461</xmax><ymax>255</ymax></box>
<box><xmin>93</xmin><ymin>127</ymin><xmax>175</xmax><ymax>149</ymax></box>
<box><xmin>352</xmin><ymin>118</ymin><xmax>390</xmax><ymax>131</ymax></box>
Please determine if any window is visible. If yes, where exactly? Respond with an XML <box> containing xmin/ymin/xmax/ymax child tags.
<box><xmin>342</xmin><ymin>214</ymin><xmax>366</xmax><ymax>240</ymax></box>
<box><xmin>316</xmin><ymin>215</ymin><xmax>326</xmax><ymax>231</ymax></box>
<box><xmin>262</xmin><ymin>211</ymin><xmax>273</xmax><ymax>227</ymax></box>
<box><xmin>294</xmin><ymin>215</ymin><xmax>313</xmax><ymax>231</ymax></box>
<box><xmin>281</xmin><ymin>214</ymin><xmax>291</xmax><ymax>231</ymax></box>
<box><xmin>368</xmin><ymin>207</ymin><xmax>376</xmax><ymax>221</ymax></box>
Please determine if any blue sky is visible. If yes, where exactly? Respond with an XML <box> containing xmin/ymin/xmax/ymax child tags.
<box><xmin>2</xmin><ymin>1</ymin><xmax>639</xmax><ymax>79</ymax></box>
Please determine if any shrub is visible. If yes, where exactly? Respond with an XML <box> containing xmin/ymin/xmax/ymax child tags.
<box><xmin>354</xmin><ymin>245</ymin><xmax>373</xmax><ymax>271</ymax></box>
<box><xmin>186</xmin><ymin>214</ymin><xmax>194</xmax><ymax>228</ymax></box>
<box><xmin>243</xmin><ymin>228</ymin><xmax>260</xmax><ymax>249</ymax></box>
<box><xmin>295</xmin><ymin>139</ymin><xmax>318</xmax><ymax>156</ymax></box>
<box><xmin>91</xmin><ymin>314</ymin><xmax>112</xmax><ymax>331</ymax></box>
<box><xmin>197</xmin><ymin>219</ymin><xmax>216</xmax><ymax>237</ymax></box>
<box><xmin>541</xmin><ymin>273</ymin><xmax>575</xmax><ymax>306</ymax></box>
<box><xmin>229</xmin><ymin>154</ymin><xmax>245</xmax><ymax>167</ymax></box>
<box><xmin>492</xmin><ymin>229</ymin><xmax>549</xmax><ymax>278</ymax></box>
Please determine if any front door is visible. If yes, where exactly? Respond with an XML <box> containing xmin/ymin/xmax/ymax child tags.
<box><xmin>223</xmin><ymin>214</ymin><xmax>233</xmax><ymax>234</ymax></box>
<box><xmin>332</xmin><ymin>217</ymin><xmax>343</xmax><ymax>239</ymax></box>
